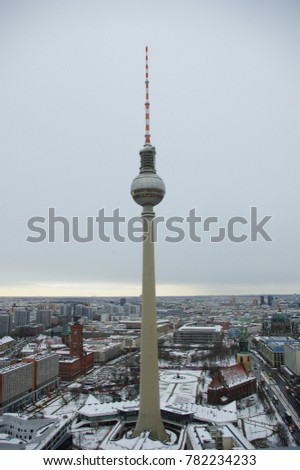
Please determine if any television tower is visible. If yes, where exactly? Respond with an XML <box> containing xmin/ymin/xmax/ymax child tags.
<box><xmin>131</xmin><ymin>47</ymin><xmax>167</xmax><ymax>441</ymax></box>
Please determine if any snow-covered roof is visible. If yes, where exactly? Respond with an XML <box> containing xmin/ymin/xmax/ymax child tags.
<box><xmin>179</xmin><ymin>325</ymin><xmax>222</xmax><ymax>333</ymax></box>
<box><xmin>193</xmin><ymin>403</ymin><xmax>237</xmax><ymax>424</ymax></box>
<box><xmin>77</xmin><ymin>390</ymin><xmax>237</xmax><ymax>427</ymax></box>
<box><xmin>100</xmin><ymin>422</ymin><xmax>185</xmax><ymax>450</ymax></box>
<box><xmin>78</xmin><ymin>394</ymin><xmax>118</xmax><ymax>418</ymax></box>
<box><xmin>219</xmin><ymin>364</ymin><xmax>255</xmax><ymax>387</ymax></box>
<box><xmin>209</xmin><ymin>364</ymin><xmax>255</xmax><ymax>390</ymax></box>
<box><xmin>187</xmin><ymin>423</ymin><xmax>254</xmax><ymax>450</ymax></box>
<box><xmin>0</xmin><ymin>336</ymin><xmax>14</xmax><ymax>345</ymax></box>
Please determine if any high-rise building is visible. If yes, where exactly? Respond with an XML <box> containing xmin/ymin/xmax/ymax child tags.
<box><xmin>130</xmin><ymin>47</ymin><xmax>167</xmax><ymax>442</ymax></box>
<box><xmin>123</xmin><ymin>303</ymin><xmax>141</xmax><ymax>317</ymax></box>
<box><xmin>284</xmin><ymin>342</ymin><xmax>300</xmax><ymax>377</ymax></box>
<box><xmin>14</xmin><ymin>308</ymin><xmax>30</xmax><ymax>328</ymax></box>
<box><xmin>22</xmin><ymin>353</ymin><xmax>59</xmax><ymax>389</ymax></box>
<box><xmin>0</xmin><ymin>362</ymin><xmax>33</xmax><ymax>408</ymax></box>
<box><xmin>0</xmin><ymin>313</ymin><xmax>12</xmax><ymax>337</ymax></box>
<box><xmin>60</xmin><ymin>303</ymin><xmax>72</xmax><ymax>321</ymax></box>
<box><xmin>82</xmin><ymin>306</ymin><xmax>92</xmax><ymax>320</ymax></box>
<box><xmin>36</xmin><ymin>309</ymin><xmax>51</xmax><ymax>328</ymax></box>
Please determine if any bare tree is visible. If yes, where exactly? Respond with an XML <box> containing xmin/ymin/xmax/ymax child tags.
<box><xmin>276</xmin><ymin>422</ymin><xmax>289</xmax><ymax>447</ymax></box>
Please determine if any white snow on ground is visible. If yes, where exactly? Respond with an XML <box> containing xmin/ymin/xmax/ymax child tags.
<box><xmin>236</xmin><ymin>394</ymin><xmax>297</xmax><ymax>447</ymax></box>
<box><xmin>20</xmin><ymin>358</ymin><xmax>298</xmax><ymax>450</ymax></box>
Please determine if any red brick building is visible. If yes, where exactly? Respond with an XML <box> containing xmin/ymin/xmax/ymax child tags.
<box><xmin>58</xmin><ymin>323</ymin><xmax>94</xmax><ymax>381</ymax></box>
<box><xmin>207</xmin><ymin>364</ymin><xmax>256</xmax><ymax>405</ymax></box>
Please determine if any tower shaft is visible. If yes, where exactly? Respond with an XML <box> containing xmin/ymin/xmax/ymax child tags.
<box><xmin>133</xmin><ymin>206</ymin><xmax>167</xmax><ymax>441</ymax></box>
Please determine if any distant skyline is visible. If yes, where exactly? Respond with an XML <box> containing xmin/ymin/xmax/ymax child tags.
<box><xmin>0</xmin><ymin>290</ymin><xmax>299</xmax><ymax>299</ymax></box>
<box><xmin>1</xmin><ymin>0</ymin><xmax>300</xmax><ymax>297</ymax></box>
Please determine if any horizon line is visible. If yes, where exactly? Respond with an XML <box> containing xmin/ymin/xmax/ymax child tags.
<box><xmin>0</xmin><ymin>292</ymin><xmax>298</xmax><ymax>299</ymax></box>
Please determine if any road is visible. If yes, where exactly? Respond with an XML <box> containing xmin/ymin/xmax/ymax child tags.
<box><xmin>251</xmin><ymin>350</ymin><xmax>300</xmax><ymax>445</ymax></box>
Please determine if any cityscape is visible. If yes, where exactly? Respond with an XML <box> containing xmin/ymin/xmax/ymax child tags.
<box><xmin>1</xmin><ymin>0</ymin><xmax>300</xmax><ymax>456</ymax></box>
<box><xmin>0</xmin><ymin>293</ymin><xmax>300</xmax><ymax>450</ymax></box>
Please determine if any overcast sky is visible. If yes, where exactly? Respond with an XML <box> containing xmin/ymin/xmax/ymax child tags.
<box><xmin>1</xmin><ymin>0</ymin><xmax>300</xmax><ymax>297</ymax></box>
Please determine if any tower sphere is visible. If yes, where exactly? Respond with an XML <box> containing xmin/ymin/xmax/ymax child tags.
<box><xmin>131</xmin><ymin>143</ymin><xmax>165</xmax><ymax>207</ymax></box>
<box><xmin>131</xmin><ymin>171</ymin><xmax>165</xmax><ymax>207</ymax></box>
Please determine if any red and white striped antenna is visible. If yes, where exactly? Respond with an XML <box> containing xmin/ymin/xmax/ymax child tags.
<box><xmin>145</xmin><ymin>46</ymin><xmax>151</xmax><ymax>145</ymax></box>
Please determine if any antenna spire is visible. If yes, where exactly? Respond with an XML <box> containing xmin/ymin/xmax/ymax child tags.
<box><xmin>145</xmin><ymin>46</ymin><xmax>151</xmax><ymax>145</ymax></box>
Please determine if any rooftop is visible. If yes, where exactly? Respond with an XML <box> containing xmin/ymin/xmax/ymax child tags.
<box><xmin>284</xmin><ymin>342</ymin><xmax>300</xmax><ymax>351</ymax></box>
<box><xmin>179</xmin><ymin>325</ymin><xmax>222</xmax><ymax>332</ymax></box>
<box><xmin>0</xmin><ymin>336</ymin><xmax>14</xmax><ymax>346</ymax></box>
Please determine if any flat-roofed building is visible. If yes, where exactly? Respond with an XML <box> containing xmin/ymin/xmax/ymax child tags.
<box><xmin>0</xmin><ymin>362</ymin><xmax>33</xmax><ymax>407</ymax></box>
<box><xmin>0</xmin><ymin>336</ymin><xmax>14</xmax><ymax>352</ymax></box>
<box><xmin>174</xmin><ymin>325</ymin><xmax>223</xmax><ymax>348</ymax></box>
<box><xmin>85</xmin><ymin>340</ymin><xmax>123</xmax><ymax>364</ymax></box>
<box><xmin>0</xmin><ymin>313</ymin><xmax>12</xmax><ymax>337</ymax></box>
<box><xmin>36</xmin><ymin>309</ymin><xmax>52</xmax><ymax>328</ymax></box>
<box><xmin>14</xmin><ymin>308</ymin><xmax>30</xmax><ymax>328</ymax></box>
<box><xmin>284</xmin><ymin>341</ymin><xmax>300</xmax><ymax>376</ymax></box>
<box><xmin>22</xmin><ymin>353</ymin><xmax>59</xmax><ymax>388</ymax></box>
<box><xmin>256</xmin><ymin>336</ymin><xmax>298</xmax><ymax>367</ymax></box>
<box><xmin>186</xmin><ymin>423</ymin><xmax>255</xmax><ymax>450</ymax></box>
